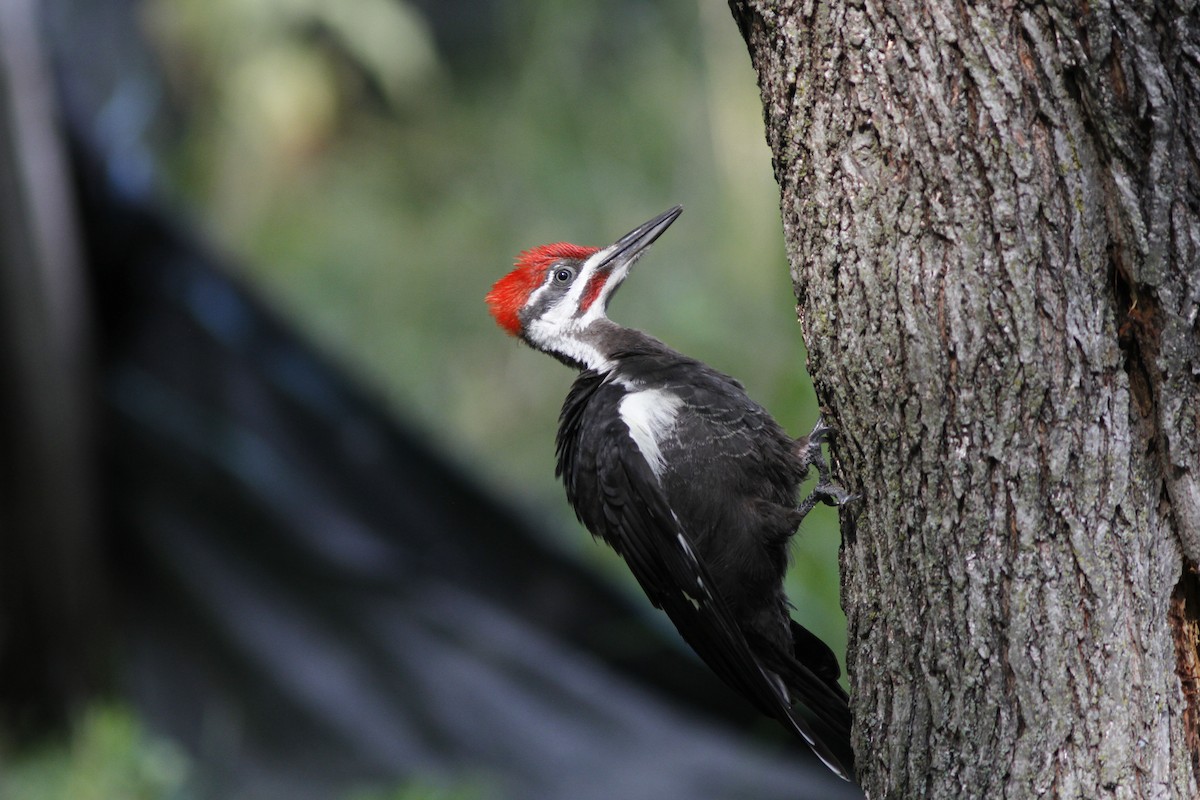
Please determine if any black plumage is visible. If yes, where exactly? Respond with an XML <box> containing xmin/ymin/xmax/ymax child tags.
<box><xmin>556</xmin><ymin>338</ymin><xmax>852</xmax><ymax>778</ymax></box>
<box><xmin>487</xmin><ymin>206</ymin><xmax>855</xmax><ymax>779</ymax></box>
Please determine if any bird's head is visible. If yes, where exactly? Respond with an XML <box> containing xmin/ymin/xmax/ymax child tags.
<box><xmin>486</xmin><ymin>205</ymin><xmax>682</xmax><ymax>370</ymax></box>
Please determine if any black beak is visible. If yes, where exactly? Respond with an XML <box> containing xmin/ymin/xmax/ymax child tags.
<box><xmin>595</xmin><ymin>205</ymin><xmax>683</xmax><ymax>272</ymax></box>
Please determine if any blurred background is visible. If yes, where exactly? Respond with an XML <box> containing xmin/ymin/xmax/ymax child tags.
<box><xmin>0</xmin><ymin>0</ymin><xmax>849</xmax><ymax>797</ymax></box>
<box><xmin>136</xmin><ymin>0</ymin><xmax>834</xmax><ymax>585</ymax></box>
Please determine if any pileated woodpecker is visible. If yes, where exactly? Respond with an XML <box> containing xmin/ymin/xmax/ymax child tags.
<box><xmin>486</xmin><ymin>206</ymin><xmax>854</xmax><ymax>779</ymax></box>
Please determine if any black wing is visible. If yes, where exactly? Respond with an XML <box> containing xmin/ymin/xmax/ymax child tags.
<box><xmin>557</xmin><ymin>374</ymin><xmax>851</xmax><ymax>780</ymax></box>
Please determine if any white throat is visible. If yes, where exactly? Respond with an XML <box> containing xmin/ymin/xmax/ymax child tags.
<box><xmin>525</xmin><ymin>319</ymin><xmax>614</xmax><ymax>373</ymax></box>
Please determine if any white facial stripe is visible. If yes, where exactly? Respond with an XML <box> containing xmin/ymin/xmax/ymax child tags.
<box><xmin>577</xmin><ymin>246</ymin><xmax>641</xmax><ymax>325</ymax></box>
<box><xmin>618</xmin><ymin>388</ymin><xmax>684</xmax><ymax>480</ymax></box>
<box><xmin>523</xmin><ymin>278</ymin><xmax>556</xmax><ymax>314</ymax></box>
<box><xmin>581</xmin><ymin>241</ymin><xmax>620</xmax><ymax>274</ymax></box>
<box><xmin>519</xmin><ymin>245</ymin><xmax>641</xmax><ymax>371</ymax></box>
<box><xmin>537</xmin><ymin>255</ymin><xmax>601</xmax><ymax>328</ymax></box>
<box><xmin>564</xmin><ymin>246</ymin><xmax>621</xmax><ymax>313</ymax></box>
<box><xmin>523</xmin><ymin>261</ymin><xmax>612</xmax><ymax>371</ymax></box>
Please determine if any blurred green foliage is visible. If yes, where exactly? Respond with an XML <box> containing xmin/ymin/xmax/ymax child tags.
<box><xmin>11</xmin><ymin>2</ymin><xmax>851</xmax><ymax>797</ymax></box>
<box><xmin>136</xmin><ymin>0</ymin><xmax>847</xmax><ymax>654</ymax></box>
<box><xmin>139</xmin><ymin>0</ymin><xmax>847</xmax><ymax>656</ymax></box>
<box><xmin>0</xmin><ymin>705</ymin><xmax>190</xmax><ymax>800</ymax></box>
<box><xmin>0</xmin><ymin>705</ymin><xmax>481</xmax><ymax>800</ymax></box>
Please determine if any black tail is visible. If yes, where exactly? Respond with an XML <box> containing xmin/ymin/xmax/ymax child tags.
<box><xmin>751</xmin><ymin>619</ymin><xmax>855</xmax><ymax>773</ymax></box>
<box><xmin>778</xmin><ymin>620</ymin><xmax>855</xmax><ymax>772</ymax></box>
<box><xmin>790</xmin><ymin>620</ymin><xmax>849</xmax><ymax>700</ymax></box>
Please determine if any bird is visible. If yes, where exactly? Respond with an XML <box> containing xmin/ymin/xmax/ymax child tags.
<box><xmin>485</xmin><ymin>205</ymin><xmax>854</xmax><ymax>779</ymax></box>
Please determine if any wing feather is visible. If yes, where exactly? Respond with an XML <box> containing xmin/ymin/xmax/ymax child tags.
<box><xmin>558</xmin><ymin>374</ymin><xmax>849</xmax><ymax>778</ymax></box>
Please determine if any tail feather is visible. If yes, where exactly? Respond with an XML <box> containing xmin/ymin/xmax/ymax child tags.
<box><xmin>750</xmin><ymin>619</ymin><xmax>854</xmax><ymax>776</ymax></box>
<box><xmin>789</xmin><ymin>620</ymin><xmax>848</xmax><ymax>698</ymax></box>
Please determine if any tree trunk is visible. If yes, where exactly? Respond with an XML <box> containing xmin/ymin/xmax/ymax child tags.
<box><xmin>729</xmin><ymin>1</ymin><xmax>1200</xmax><ymax>796</ymax></box>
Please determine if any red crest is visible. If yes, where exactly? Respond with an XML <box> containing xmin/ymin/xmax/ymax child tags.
<box><xmin>486</xmin><ymin>243</ymin><xmax>598</xmax><ymax>336</ymax></box>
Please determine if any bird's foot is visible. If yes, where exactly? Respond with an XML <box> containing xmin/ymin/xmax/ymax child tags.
<box><xmin>796</xmin><ymin>481</ymin><xmax>858</xmax><ymax>524</ymax></box>
<box><xmin>794</xmin><ymin>416</ymin><xmax>834</xmax><ymax>481</ymax></box>
<box><xmin>796</xmin><ymin>419</ymin><xmax>835</xmax><ymax>474</ymax></box>
<box><xmin>794</xmin><ymin>417</ymin><xmax>858</xmax><ymax>524</ymax></box>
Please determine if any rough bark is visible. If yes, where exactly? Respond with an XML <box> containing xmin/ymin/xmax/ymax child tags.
<box><xmin>730</xmin><ymin>1</ymin><xmax>1200</xmax><ymax>797</ymax></box>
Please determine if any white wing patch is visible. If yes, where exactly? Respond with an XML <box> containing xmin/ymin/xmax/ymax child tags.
<box><xmin>618</xmin><ymin>388</ymin><xmax>684</xmax><ymax>480</ymax></box>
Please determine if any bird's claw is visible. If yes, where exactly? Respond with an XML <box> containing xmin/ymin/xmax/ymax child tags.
<box><xmin>795</xmin><ymin>416</ymin><xmax>835</xmax><ymax>482</ymax></box>
<box><xmin>794</xmin><ymin>416</ymin><xmax>857</xmax><ymax>524</ymax></box>
<box><xmin>795</xmin><ymin>480</ymin><xmax>859</xmax><ymax>524</ymax></box>
<box><xmin>800</xmin><ymin>416</ymin><xmax>833</xmax><ymax>468</ymax></box>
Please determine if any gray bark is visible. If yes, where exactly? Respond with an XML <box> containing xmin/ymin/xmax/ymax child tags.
<box><xmin>729</xmin><ymin>1</ymin><xmax>1200</xmax><ymax>797</ymax></box>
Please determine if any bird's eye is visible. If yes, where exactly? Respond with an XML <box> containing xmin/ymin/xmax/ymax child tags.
<box><xmin>553</xmin><ymin>266</ymin><xmax>576</xmax><ymax>285</ymax></box>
